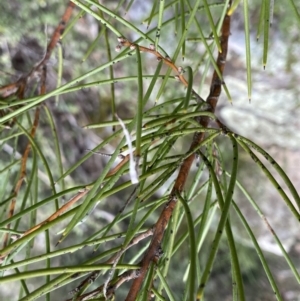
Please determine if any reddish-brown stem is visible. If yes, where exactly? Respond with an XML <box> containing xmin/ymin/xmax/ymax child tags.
<box><xmin>119</xmin><ymin>39</ymin><xmax>204</xmax><ymax>103</ymax></box>
<box><xmin>0</xmin><ymin>1</ymin><xmax>75</xmax><ymax>99</ymax></box>
<box><xmin>125</xmin><ymin>6</ymin><xmax>231</xmax><ymax>300</ymax></box>
<box><xmin>22</xmin><ymin>188</ymin><xmax>89</xmax><ymax>237</ymax></box>
<box><xmin>1</xmin><ymin>67</ymin><xmax>46</xmax><ymax>248</ymax></box>
<box><xmin>65</xmin><ymin>228</ymin><xmax>154</xmax><ymax>301</ymax></box>
<box><xmin>38</xmin><ymin>1</ymin><xmax>75</xmax><ymax>67</ymax></box>
<box><xmin>0</xmin><ymin>1</ymin><xmax>75</xmax><ymax>249</ymax></box>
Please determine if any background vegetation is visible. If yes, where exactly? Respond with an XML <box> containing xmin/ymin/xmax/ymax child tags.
<box><xmin>0</xmin><ymin>1</ymin><xmax>299</xmax><ymax>300</ymax></box>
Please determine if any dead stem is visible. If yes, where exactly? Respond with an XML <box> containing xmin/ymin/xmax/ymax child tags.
<box><xmin>0</xmin><ymin>0</ymin><xmax>75</xmax><ymax>253</ymax></box>
<box><xmin>118</xmin><ymin>39</ymin><xmax>205</xmax><ymax>103</ymax></box>
<box><xmin>0</xmin><ymin>1</ymin><xmax>75</xmax><ymax>99</ymax></box>
<box><xmin>1</xmin><ymin>66</ymin><xmax>47</xmax><ymax>248</ymax></box>
<box><xmin>65</xmin><ymin>228</ymin><xmax>154</xmax><ymax>301</ymax></box>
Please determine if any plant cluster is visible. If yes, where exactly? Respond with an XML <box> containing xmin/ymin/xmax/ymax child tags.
<box><xmin>0</xmin><ymin>1</ymin><xmax>299</xmax><ymax>300</ymax></box>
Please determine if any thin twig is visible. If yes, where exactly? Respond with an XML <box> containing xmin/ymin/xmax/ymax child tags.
<box><xmin>1</xmin><ymin>66</ymin><xmax>47</xmax><ymax>248</ymax></box>
<box><xmin>65</xmin><ymin>227</ymin><xmax>154</xmax><ymax>301</ymax></box>
<box><xmin>117</xmin><ymin>38</ymin><xmax>205</xmax><ymax>103</ymax></box>
<box><xmin>0</xmin><ymin>1</ymin><xmax>75</xmax><ymax>252</ymax></box>
<box><xmin>0</xmin><ymin>1</ymin><xmax>75</xmax><ymax>99</ymax></box>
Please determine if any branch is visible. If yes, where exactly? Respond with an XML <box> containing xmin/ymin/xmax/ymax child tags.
<box><xmin>125</xmin><ymin>4</ymin><xmax>232</xmax><ymax>300</ymax></box>
<box><xmin>65</xmin><ymin>228</ymin><xmax>155</xmax><ymax>301</ymax></box>
<box><xmin>0</xmin><ymin>0</ymin><xmax>75</xmax><ymax>257</ymax></box>
<box><xmin>1</xmin><ymin>66</ymin><xmax>48</xmax><ymax>248</ymax></box>
<box><xmin>0</xmin><ymin>1</ymin><xmax>75</xmax><ymax>99</ymax></box>
<box><xmin>117</xmin><ymin>38</ymin><xmax>205</xmax><ymax>103</ymax></box>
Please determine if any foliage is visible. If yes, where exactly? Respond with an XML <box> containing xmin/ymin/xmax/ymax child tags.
<box><xmin>0</xmin><ymin>1</ymin><xmax>299</xmax><ymax>300</ymax></box>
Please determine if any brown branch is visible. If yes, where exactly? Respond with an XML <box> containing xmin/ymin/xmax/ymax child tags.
<box><xmin>207</xmin><ymin>14</ymin><xmax>231</xmax><ymax>111</ymax></box>
<box><xmin>65</xmin><ymin>228</ymin><xmax>154</xmax><ymax>301</ymax></box>
<box><xmin>37</xmin><ymin>2</ymin><xmax>75</xmax><ymax>68</ymax></box>
<box><xmin>0</xmin><ymin>151</ymin><xmax>130</xmax><ymax>260</ymax></box>
<box><xmin>23</xmin><ymin>188</ymin><xmax>90</xmax><ymax>237</ymax></box>
<box><xmin>125</xmin><ymin>5</ymin><xmax>232</xmax><ymax>300</ymax></box>
<box><xmin>1</xmin><ymin>67</ymin><xmax>47</xmax><ymax>248</ymax></box>
<box><xmin>117</xmin><ymin>38</ymin><xmax>205</xmax><ymax>103</ymax></box>
<box><xmin>0</xmin><ymin>1</ymin><xmax>75</xmax><ymax>252</ymax></box>
<box><xmin>66</xmin><ymin>269</ymin><xmax>139</xmax><ymax>301</ymax></box>
<box><xmin>0</xmin><ymin>1</ymin><xmax>75</xmax><ymax>99</ymax></box>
